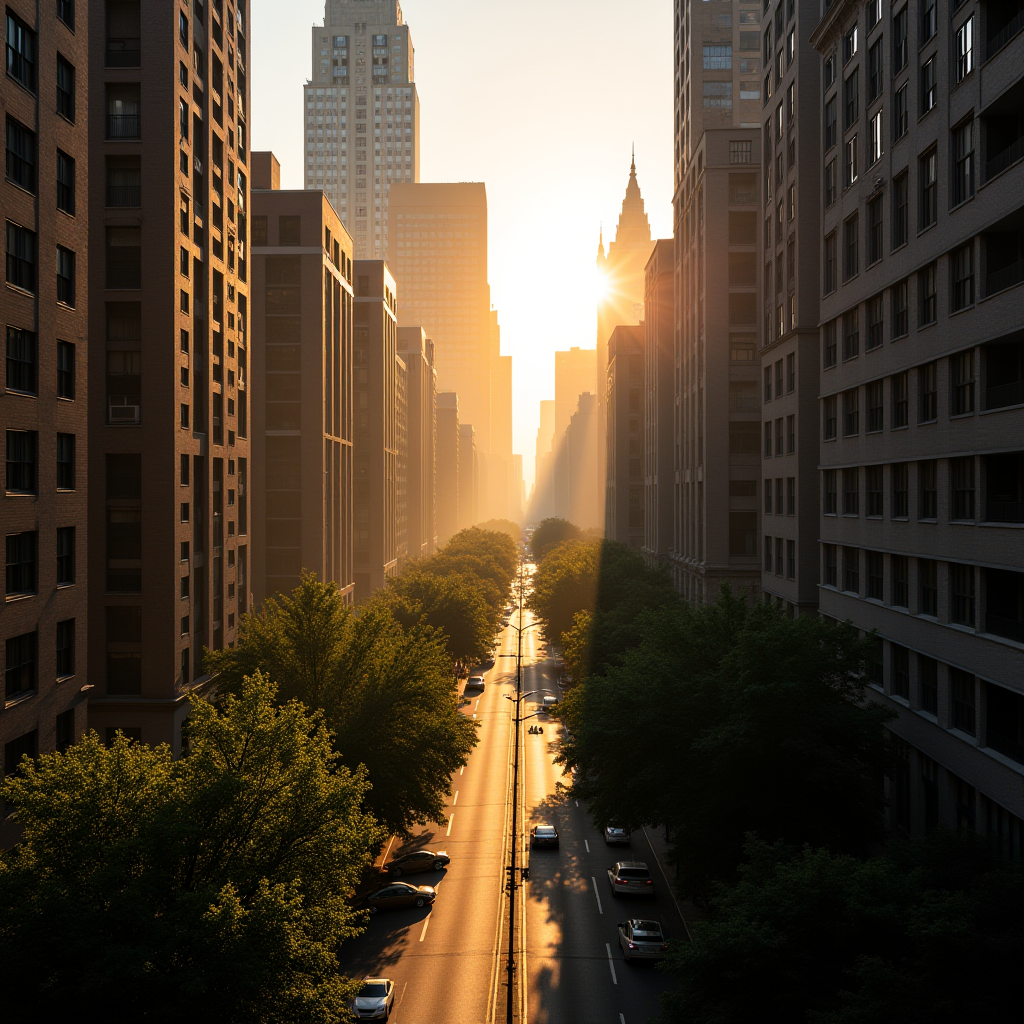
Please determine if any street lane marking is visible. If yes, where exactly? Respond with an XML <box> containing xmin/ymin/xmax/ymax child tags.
<box><xmin>575</xmin><ymin>799</ymin><xmax>579</xmax><ymax>807</ymax></box>
<box><xmin>419</xmin><ymin>913</ymin><xmax>430</xmax><ymax>941</ymax></box>
<box><xmin>447</xmin><ymin>813</ymin><xmax>454</xmax><ymax>836</ymax></box>
<box><xmin>475</xmin><ymin>698</ymin><xmax>481</xmax><ymax>709</ymax></box>
<box><xmin>473</xmin><ymin>713</ymin><xmax>477</xmax><ymax>719</ymax></box>
<box><xmin>453</xmin><ymin>790</ymin><xmax>459</xmax><ymax>806</ymax></box>
<box><xmin>591</xmin><ymin>876</ymin><xmax>603</xmax><ymax>914</ymax></box>
<box><xmin>606</xmin><ymin>943</ymin><xmax>618</xmax><ymax>985</ymax></box>
<box><xmin>460</xmin><ymin>766</ymin><xmax>464</xmax><ymax>775</ymax></box>
<box><xmin>584</xmin><ymin>839</ymin><xmax>590</xmax><ymax>853</ymax></box>
<box><xmin>620</xmin><ymin>1015</ymin><xmax>626</xmax><ymax>1024</ymax></box>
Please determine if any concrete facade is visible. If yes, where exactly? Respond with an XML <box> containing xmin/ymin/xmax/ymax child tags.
<box><xmin>606</xmin><ymin>326</ymin><xmax>646</xmax><ymax>550</ymax></box>
<box><xmin>250</xmin><ymin>170</ymin><xmax>354</xmax><ymax>608</ymax></box>
<box><xmin>436</xmin><ymin>391</ymin><xmax>459</xmax><ymax>544</ymax></box>
<box><xmin>86</xmin><ymin>0</ymin><xmax>251</xmax><ymax>754</ymax></box>
<box><xmin>2</xmin><ymin>0</ymin><xmax>89</xmax><ymax>822</ymax></box>
<box><xmin>397</xmin><ymin>326</ymin><xmax>436</xmax><ymax>560</ymax></box>
<box><xmin>812</xmin><ymin>0</ymin><xmax>1024</xmax><ymax>848</ymax></box>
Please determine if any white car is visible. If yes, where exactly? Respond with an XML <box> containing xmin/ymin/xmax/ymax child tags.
<box><xmin>541</xmin><ymin>695</ymin><xmax>559</xmax><ymax>711</ymax></box>
<box><xmin>466</xmin><ymin>674</ymin><xmax>485</xmax><ymax>690</ymax></box>
<box><xmin>352</xmin><ymin>977</ymin><xmax>395</xmax><ymax>1019</ymax></box>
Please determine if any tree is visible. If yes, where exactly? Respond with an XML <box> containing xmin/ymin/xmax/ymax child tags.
<box><xmin>557</xmin><ymin>591</ymin><xmax>892</xmax><ymax>894</ymax></box>
<box><xmin>528</xmin><ymin>538</ymin><xmax>601</xmax><ymax>644</ymax></box>
<box><xmin>476</xmin><ymin>518</ymin><xmax>522</xmax><ymax>545</ymax></box>
<box><xmin>207</xmin><ymin>574</ymin><xmax>478</xmax><ymax>835</ymax></box>
<box><xmin>656</xmin><ymin>834</ymin><xmax>1024</xmax><ymax>1024</ymax></box>
<box><xmin>0</xmin><ymin>674</ymin><xmax>382</xmax><ymax>1022</ymax></box>
<box><xmin>530</xmin><ymin>517</ymin><xmax>581</xmax><ymax>561</ymax></box>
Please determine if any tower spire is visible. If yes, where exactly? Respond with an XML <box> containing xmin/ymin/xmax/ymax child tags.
<box><xmin>611</xmin><ymin>150</ymin><xmax>651</xmax><ymax>252</ymax></box>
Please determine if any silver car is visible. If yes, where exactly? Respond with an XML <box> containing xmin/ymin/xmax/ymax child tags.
<box><xmin>604</xmin><ymin>826</ymin><xmax>631</xmax><ymax>845</ymax></box>
<box><xmin>352</xmin><ymin>977</ymin><xmax>395</xmax><ymax>1019</ymax></box>
<box><xmin>617</xmin><ymin>919</ymin><xmax>668</xmax><ymax>962</ymax></box>
<box><xmin>607</xmin><ymin>861</ymin><xmax>655</xmax><ymax>896</ymax></box>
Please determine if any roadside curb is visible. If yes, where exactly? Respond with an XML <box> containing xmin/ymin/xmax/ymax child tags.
<box><xmin>641</xmin><ymin>826</ymin><xmax>693</xmax><ymax>942</ymax></box>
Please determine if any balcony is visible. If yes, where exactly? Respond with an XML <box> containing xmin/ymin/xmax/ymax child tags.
<box><xmin>986</xmin><ymin>0</ymin><xmax>1024</xmax><ymax>59</ymax></box>
<box><xmin>106</xmin><ymin>259</ymin><xmax>142</xmax><ymax>289</ymax></box>
<box><xmin>982</xmin><ymin>211</ymin><xmax>1024</xmax><ymax>298</ymax></box>
<box><xmin>987</xmin><ymin>137</ymin><xmax>1024</xmax><ymax>182</ymax></box>
<box><xmin>106</xmin><ymin>184</ymin><xmax>141</xmax><ymax>207</ymax></box>
<box><xmin>986</xmin><ymin>614</ymin><xmax>1024</xmax><ymax>642</ymax></box>
<box><xmin>986</xmin><ymin>258</ymin><xmax>1024</xmax><ymax>296</ymax></box>
<box><xmin>985</xmin><ymin>568</ymin><xmax>1024</xmax><ymax>642</ymax></box>
<box><xmin>107</xmin><ymin>113</ymin><xmax>141</xmax><ymax>139</ymax></box>
<box><xmin>105</xmin><ymin>38</ymin><xmax>141</xmax><ymax>67</ymax></box>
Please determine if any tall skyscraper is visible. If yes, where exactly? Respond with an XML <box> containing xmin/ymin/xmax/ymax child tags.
<box><xmin>554</xmin><ymin>347</ymin><xmax>598</xmax><ymax>442</ymax></box>
<box><xmin>605</xmin><ymin>326</ymin><xmax>646</xmax><ymax>549</ymax></box>
<box><xmin>305</xmin><ymin>0</ymin><xmax>420</xmax><ymax>259</ymax></box>
<box><xmin>530</xmin><ymin>399</ymin><xmax>556</xmax><ymax>522</ymax></box>
<box><xmin>250</xmin><ymin>154</ymin><xmax>355</xmax><ymax>608</ymax></box>
<box><xmin>397</xmin><ymin>326</ymin><xmax>437</xmax><ymax>559</ymax></box>
<box><xmin>2</xmin><ymin>0</ymin><xmax>89</xmax><ymax>813</ymax></box>
<box><xmin>436</xmin><ymin>392</ymin><xmax>460</xmax><ymax>544</ymax></box>
<box><xmin>87</xmin><ymin>0</ymin><xmax>251</xmax><ymax>752</ymax></box>
<box><xmin>387</xmin><ymin>183</ymin><xmax>492</xmax><ymax>452</ymax></box>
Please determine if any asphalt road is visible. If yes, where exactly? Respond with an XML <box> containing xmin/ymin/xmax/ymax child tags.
<box><xmin>338</xmin><ymin>588</ymin><xmax>679</xmax><ymax>1023</ymax></box>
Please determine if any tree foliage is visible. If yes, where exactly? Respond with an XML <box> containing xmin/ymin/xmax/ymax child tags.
<box><xmin>657</xmin><ymin>833</ymin><xmax>1024</xmax><ymax>1024</ymax></box>
<box><xmin>557</xmin><ymin>591</ymin><xmax>892</xmax><ymax>894</ymax></box>
<box><xmin>207</xmin><ymin>575</ymin><xmax>478</xmax><ymax>835</ymax></box>
<box><xmin>530</xmin><ymin>517</ymin><xmax>582</xmax><ymax>561</ymax></box>
<box><xmin>0</xmin><ymin>674</ymin><xmax>382</xmax><ymax>1022</ymax></box>
<box><xmin>476</xmin><ymin>518</ymin><xmax>522</xmax><ymax>545</ymax></box>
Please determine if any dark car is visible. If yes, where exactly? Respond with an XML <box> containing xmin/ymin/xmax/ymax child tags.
<box><xmin>385</xmin><ymin>848</ymin><xmax>450</xmax><ymax>876</ymax></box>
<box><xmin>530</xmin><ymin>824</ymin><xmax>559</xmax><ymax>848</ymax></box>
<box><xmin>364</xmin><ymin>882</ymin><xmax>436</xmax><ymax>913</ymax></box>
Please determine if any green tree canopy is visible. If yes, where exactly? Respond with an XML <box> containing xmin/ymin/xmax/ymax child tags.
<box><xmin>476</xmin><ymin>518</ymin><xmax>522</xmax><ymax>545</ymax></box>
<box><xmin>207</xmin><ymin>574</ymin><xmax>478</xmax><ymax>835</ymax></box>
<box><xmin>528</xmin><ymin>538</ymin><xmax>601</xmax><ymax>644</ymax></box>
<box><xmin>557</xmin><ymin>591</ymin><xmax>892</xmax><ymax>894</ymax></box>
<box><xmin>657</xmin><ymin>834</ymin><xmax>1024</xmax><ymax>1024</ymax></box>
<box><xmin>530</xmin><ymin>517</ymin><xmax>582</xmax><ymax>561</ymax></box>
<box><xmin>0</xmin><ymin>674</ymin><xmax>382</xmax><ymax>1022</ymax></box>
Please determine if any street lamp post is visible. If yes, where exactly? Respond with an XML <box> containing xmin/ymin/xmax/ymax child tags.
<box><xmin>504</xmin><ymin>559</ymin><xmax>553</xmax><ymax>1024</ymax></box>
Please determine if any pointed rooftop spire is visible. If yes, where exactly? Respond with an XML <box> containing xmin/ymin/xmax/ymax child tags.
<box><xmin>611</xmin><ymin>150</ymin><xmax>651</xmax><ymax>253</ymax></box>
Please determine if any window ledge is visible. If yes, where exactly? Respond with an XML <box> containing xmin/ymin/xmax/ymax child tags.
<box><xmin>914</xmin><ymin>709</ymin><xmax>939</xmax><ymax>724</ymax></box>
<box><xmin>948</xmin><ymin>727</ymin><xmax>978</xmax><ymax>747</ymax></box>
<box><xmin>979</xmin><ymin>520</ymin><xmax>1024</xmax><ymax>529</ymax></box>
<box><xmin>56</xmin><ymin>673</ymin><xmax>75</xmax><ymax>683</ymax></box>
<box><xmin>5</xmin><ymin>283</ymin><xmax>36</xmax><ymax>299</ymax></box>
<box><xmin>5</xmin><ymin>592</ymin><xmax>37</xmax><ymax>603</ymax></box>
<box><xmin>4</xmin><ymin>690</ymin><xmax>36</xmax><ymax>710</ymax></box>
<box><xmin>980</xmin><ymin>745</ymin><xmax>1024</xmax><ymax>776</ymax></box>
<box><xmin>980</xmin><ymin>402</ymin><xmax>1024</xmax><ymax>416</ymax></box>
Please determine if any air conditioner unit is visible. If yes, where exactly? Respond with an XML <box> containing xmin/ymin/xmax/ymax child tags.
<box><xmin>109</xmin><ymin>404</ymin><xmax>140</xmax><ymax>424</ymax></box>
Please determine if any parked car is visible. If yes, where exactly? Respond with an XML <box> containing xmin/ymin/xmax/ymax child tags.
<box><xmin>541</xmin><ymin>695</ymin><xmax>559</xmax><ymax>712</ymax></box>
<box><xmin>364</xmin><ymin>882</ymin><xmax>436</xmax><ymax>913</ymax></box>
<box><xmin>352</xmin><ymin>977</ymin><xmax>396</xmax><ymax>1019</ymax></box>
<box><xmin>466</xmin><ymin>674</ymin><xmax>485</xmax><ymax>690</ymax></box>
<box><xmin>530</xmin><ymin>823</ymin><xmax>559</xmax><ymax>848</ymax></box>
<box><xmin>385</xmin><ymin>848</ymin><xmax>450</xmax><ymax>876</ymax></box>
<box><xmin>604</xmin><ymin>826</ymin><xmax>631</xmax><ymax>845</ymax></box>
<box><xmin>617</xmin><ymin>919</ymin><xmax>668</xmax><ymax>962</ymax></box>
<box><xmin>607</xmin><ymin>861</ymin><xmax>654</xmax><ymax>896</ymax></box>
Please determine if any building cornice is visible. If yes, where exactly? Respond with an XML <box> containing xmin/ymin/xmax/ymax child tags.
<box><xmin>810</xmin><ymin>0</ymin><xmax>861</xmax><ymax>52</ymax></box>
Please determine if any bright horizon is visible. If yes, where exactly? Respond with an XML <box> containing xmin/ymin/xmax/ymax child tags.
<box><xmin>250</xmin><ymin>0</ymin><xmax>674</xmax><ymax>493</ymax></box>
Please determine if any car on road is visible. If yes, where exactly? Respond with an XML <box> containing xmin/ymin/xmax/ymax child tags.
<box><xmin>530</xmin><ymin>823</ymin><xmax>559</xmax><ymax>848</ymax></box>
<box><xmin>465</xmin><ymin>674</ymin><xmax>485</xmax><ymax>690</ymax></box>
<box><xmin>352</xmin><ymin>977</ymin><xmax>396</xmax><ymax>1019</ymax></box>
<box><xmin>541</xmin><ymin>695</ymin><xmax>559</xmax><ymax>711</ymax></box>
<box><xmin>385</xmin><ymin>848</ymin><xmax>450</xmax><ymax>876</ymax></box>
<box><xmin>364</xmin><ymin>881</ymin><xmax>436</xmax><ymax>913</ymax></box>
<box><xmin>604</xmin><ymin>826</ymin><xmax>631</xmax><ymax>845</ymax></box>
<box><xmin>617</xmin><ymin>919</ymin><xmax>668</xmax><ymax>963</ymax></box>
<box><xmin>607</xmin><ymin>861</ymin><xmax>655</xmax><ymax>896</ymax></box>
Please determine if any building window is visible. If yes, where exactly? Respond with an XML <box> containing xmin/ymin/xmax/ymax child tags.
<box><xmin>729</xmin><ymin>140</ymin><xmax>752</xmax><ymax>163</ymax></box>
<box><xmin>890</xmin><ymin>171</ymin><xmax>908</xmax><ymax>249</ymax></box>
<box><xmin>5</xmin><ymin>530</ymin><xmax>37</xmax><ymax>595</ymax></box>
<box><xmin>919</xmin><ymin>57</ymin><xmax>936</xmax><ymax>115</ymax></box>
<box><xmin>56</xmin><ymin>619</ymin><xmax>75</xmax><ymax>678</ymax></box>
<box><xmin>764</xmin><ymin>421</ymin><xmax>773</xmax><ymax>457</ymax></box>
<box><xmin>955</xmin><ymin>18</ymin><xmax>974</xmax><ymax>82</ymax></box>
<box><xmin>823</xmin><ymin>395</ymin><xmax>838</xmax><ymax>439</ymax></box>
<box><xmin>890</xmin><ymin>644</ymin><xmax>910</xmax><ymax>696</ymax></box>
<box><xmin>919</xmin><ymin>150</ymin><xmax>937</xmax><ymax>229</ymax></box>
<box><xmin>952</xmin><ymin>120</ymin><xmax>974</xmax><ymax>206</ymax></box>
<box><xmin>5</xmin><ymin>12</ymin><xmax>36</xmax><ymax>93</ymax></box>
<box><xmin>765</xmin><ymin>477</ymin><xmax>773</xmax><ymax>514</ymax></box>
<box><xmin>786</xmin><ymin>353</ymin><xmax>796</xmax><ymax>392</ymax></box>
<box><xmin>892</xmin><ymin>554</ymin><xmax>910</xmax><ymax>605</ymax></box>
<box><xmin>843</xmin><ymin>214</ymin><xmax>859</xmax><ymax>279</ymax></box>
<box><xmin>824</xmin><ymin>544</ymin><xmax>838</xmax><ymax>587</ymax></box>
<box><xmin>919</xmin><ymin>558</ymin><xmax>938</xmax><ymax>615</ymax></box>
<box><xmin>823</xmin><ymin>319</ymin><xmax>837</xmax><ymax>367</ymax></box>
<box><xmin>56</xmin><ymin>433</ymin><xmax>75</xmax><ymax>489</ymax></box>
<box><xmin>867</xmin><ymin>465</ymin><xmax>884</xmax><ymax>515</ymax></box>
<box><xmin>824</xmin><ymin>158</ymin><xmax>837</xmax><ymax>207</ymax></box>
<box><xmin>891</xmin><ymin>279</ymin><xmax>908</xmax><ymax>338</ymax></box>
<box><xmin>843</xmin><ymin>308</ymin><xmax>860</xmax><ymax>361</ymax></box>
<box><xmin>843</xmin><ymin>23</ymin><xmax>859</xmax><ymax>64</ymax></box>
<box><xmin>56</xmin><ymin>246</ymin><xmax>75</xmax><ymax>306</ymax></box>
<box><xmin>824</xmin><ymin>96</ymin><xmax>837</xmax><ymax>150</ymax></box>
<box><xmin>786</xmin><ymin>540</ymin><xmax>796</xmax><ymax>580</ymax></box>
<box><xmin>57</xmin><ymin>340</ymin><xmax>75</xmax><ymax>399</ymax></box>
<box><xmin>865</xmin><ymin>294</ymin><xmax>883</xmax><ymax>350</ymax></box>
<box><xmin>703</xmin><ymin>82</ymin><xmax>734</xmax><ymax>108</ymax></box>
<box><xmin>786</xmin><ymin>415</ymin><xmax>795</xmax><ymax>453</ymax></box>
<box><xmin>868</xmin><ymin>110</ymin><xmax>883</xmax><ymax>166</ymax></box>
<box><xmin>6</xmin><ymin>326</ymin><xmax>36</xmax><ymax>394</ymax></box>
<box><xmin>892</xmin><ymin>463</ymin><xmax>909</xmax><ymax>518</ymax></box>
<box><xmin>56</xmin><ymin>149</ymin><xmax>75</xmax><ymax>214</ymax></box>
<box><xmin>56</xmin><ymin>56</ymin><xmax>75</xmax><ymax>121</ymax></box>
<box><xmin>5</xmin><ymin>117</ymin><xmax>36</xmax><ymax>193</ymax></box>
<box><xmin>4</xmin><ymin>631</ymin><xmax>37</xmax><ymax>698</ymax></box>
<box><xmin>824</xmin><ymin>469</ymin><xmax>838</xmax><ymax>515</ymax></box>
<box><xmin>6</xmin><ymin>429</ymin><xmax>37</xmax><ymax>493</ymax></box>
<box><xmin>919</xmin><ymin>459</ymin><xmax>938</xmax><ymax>517</ymax></box>
<box><xmin>57</xmin><ymin>526</ymin><xmax>75</xmax><ymax>585</ymax></box>
<box><xmin>764</xmin><ymin>535</ymin><xmax>773</xmax><ymax>572</ymax></box>
<box><xmin>844</xmin><ymin>68</ymin><xmax>860</xmax><ymax>129</ymax></box>
<box><xmin>57</xmin><ymin>0</ymin><xmax>75</xmax><ymax>30</ymax></box>
<box><xmin>919</xmin><ymin>655</ymin><xmax>938</xmax><ymax>713</ymax></box>
<box><xmin>951</xmin><ymin>350</ymin><xmax>974</xmax><ymax>414</ymax></box>
<box><xmin>951</xmin><ymin>244</ymin><xmax>974</xmax><ymax>312</ymax></box>
<box><xmin>775</xmin><ymin>417</ymin><xmax>784</xmax><ymax>457</ymax></box>
<box><xmin>843</xmin><ymin>467</ymin><xmax>860</xmax><ymax>514</ymax></box>
<box><xmin>6</xmin><ymin>221</ymin><xmax>37</xmax><ymax>292</ymax></box>
<box><xmin>894</xmin><ymin>83</ymin><xmax>908</xmax><ymax>140</ymax></box>
<box><xmin>703</xmin><ymin>45</ymin><xmax>733</xmax><ymax>70</ymax></box>
<box><xmin>921</xmin><ymin>0</ymin><xmax>937</xmax><ymax>43</ymax></box>
<box><xmin>824</xmin><ymin>232</ymin><xmax>837</xmax><ymax>294</ymax></box>
<box><xmin>868</xmin><ymin>38</ymin><xmax>883</xmax><ymax>102</ymax></box>
<box><xmin>893</xmin><ymin>7</ymin><xmax>908</xmax><ymax>71</ymax></box>
<box><xmin>866</xmin><ymin>379</ymin><xmax>884</xmax><ymax>430</ymax></box>
<box><xmin>951</xmin><ymin>457</ymin><xmax>975</xmax><ymax>519</ymax></box>
<box><xmin>843</xmin><ymin>546</ymin><xmax>860</xmax><ymax>593</ymax></box>
<box><xmin>787</xmin><ymin>476</ymin><xmax>796</xmax><ymax>515</ymax></box>
<box><xmin>951</xmin><ymin>669</ymin><xmax>975</xmax><ymax>734</ymax></box>
<box><xmin>865</xmin><ymin>196</ymin><xmax>882</xmax><ymax>264</ymax></box>
<box><xmin>951</xmin><ymin>562</ymin><xmax>976</xmax><ymax>626</ymax></box>
<box><xmin>845</xmin><ymin>135</ymin><xmax>859</xmax><ymax>186</ymax></box>
<box><xmin>918</xmin><ymin>264</ymin><xmax>937</xmax><ymax>326</ymax></box>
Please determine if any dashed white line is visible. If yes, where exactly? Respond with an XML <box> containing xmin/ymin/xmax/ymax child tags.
<box><xmin>605</xmin><ymin>943</ymin><xmax>617</xmax><ymax>985</ymax></box>
<box><xmin>447</xmin><ymin>813</ymin><xmax>455</xmax><ymax>836</ymax></box>
<box><xmin>453</xmin><ymin>790</ymin><xmax>459</xmax><ymax>806</ymax></box>
<box><xmin>419</xmin><ymin>914</ymin><xmax>431</xmax><ymax>942</ymax></box>
<box><xmin>473</xmin><ymin>713</ymin><xmax>477</xmax><ymax>719</ymax></box>
<box><xmin>460</xmin><ymin>766</ymin><xmax>464</xmax><ymax>776</ymax></box>
<box><xmin>591</xmin><ymin>876</ymin><xmax>603</xmax><ymax>915</ymax></box>
<box><xmin>584</xmin><ymin>839</ymin><xmax>590</xmax><ymax>853</ymax></box>
<box><xmin>620</xmin><ymin>1015</ymin><xmax>626</xmax><ymax>1024</ymax></box>
<box><xmin>575</xmin><ymin>799</ymin><xmax>579</xmax><ymax>807</ymax></box>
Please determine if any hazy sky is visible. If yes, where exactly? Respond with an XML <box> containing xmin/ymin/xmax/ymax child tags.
<box><xmin>251</xmin><ymin>0</ymin><xmax>674</xmax><ymax>489</ymax></box>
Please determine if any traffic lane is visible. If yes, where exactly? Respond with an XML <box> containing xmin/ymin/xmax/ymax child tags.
<box><xmin>337</xmin><ymin>648</ymin><xmax>513</xmax><ymax>1023</ymax></box>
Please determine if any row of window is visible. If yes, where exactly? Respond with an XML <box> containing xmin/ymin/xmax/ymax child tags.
<box><xmin>6</xmin><ymin>118</ymin><xmax>76</xmax><ymax>212</ymax></box>
<box><xmin>763</xmin><ymin>352</ymin><xmax>796</xmax><ymax>401</ymax></box>
<box><xmin>5</xmin><ymin>12</ymin><xmax>77</xmax><ymax>119</ymax></box>
<box><xmin>6</xmin><ymin>328</ymin><xmax>75</xmax><ymax>397</ymax></box>
<box><xmin>4</xmin><ymin>623</ymin><xmax>76</xmax><ymax>702</ymax></box>
<box><xmin>6</xmin><ymin>528</ymin><xmax>76</xmax><ymax>597</ymax></box>
<box><xmin>764</xmin><ymin>534</ymin><xmax>797</xmax><ymax>579</ymax></box>
<box><xmin>6</xmin><ymin>222</ymin><xmax>77</xmax><ymax>303</ymax></box>
<box><xmin>6</xmin><ymin>430</ymin><xmax>77</xmax><ymax>493</ymax></box>
<box><xmin>763</xmin><ymin>415</ymin><xmax>796</xmax><ymax>457</ymax></box>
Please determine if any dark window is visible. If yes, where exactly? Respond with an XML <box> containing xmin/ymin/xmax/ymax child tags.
<box><xmin>919</xmin><ymin>558</ymin><xmax>938</xmax><ymax>615</ymax></box>
<box><xmin>867</xmin><ymin>196</ymin><xmax>883</xmax><ymax>265</ymax></box>
<box><xmin>728</xmin><ymin>511</ymin><xmax>757</xmax><ymax>556</ymax></box>
<box><xmin>919</xmin><ymin>655</ymin><xmax>938</xmax><ymax>713</ymax></box>
<box><xmin>919</xmin><ymin>459</ymin><xmax>938</xmax><ymax>517</ymax></box>
<box><xmin>868</xmin><ymin>40</ymin><xmax>883</xmax><ymax>102</ymax></box>
<box><xmin>56</xmin><ymin>433</ymin><xmax>75</xmax><ymax>489</ymax></box>
<box><xmin>56</xmin><ymin>149</ymin><xmax>74</xmax><ymax>214</ymax></box>
<box><xmin>843</xmin><ymin>467</ymin><xmax>860</xmax><ymax>515</ymax></box>
<box><xmin>892</xmin><ymin>171</ymin><xmax>908</xmax><ymax>248</ymax></box>
<box><xmin>252</xmin><ymin>215</ymin><xmax>268</xmax><ymax>246</ymax></box>
<box><xmin>5</xmin><ymin>117</ymin><xmax>35</xmax><ymax>192</ymax></box>
<box><xmin>951</xmin><ymin>457</ymin><xmax>975</xmax><ymax>519</ymax></box>
<box><xmin>986</xmin><ymin>569</ymin><xmax>1024</xmax><ymax>642</ymax></box>
<box><xmin>844</xmin><ymin>546</ymin><xmax>860</xmax><ymax>593</ymax></box>
<box><xmin>843</xmin><ymin>214</ymin><xmax>859</xmax><ymax>279</ymax></box>
<box><xmin>107</xmin><ymin>508</ymin><xmax>142</xmax><ymax>593</ymax></box>
<box><xmin>56</xmin><ymin>618</ymin><xmax>74</xmax><ymax>678</ymax></box>
<box><xmin>865</xmin><ymin>294</ymin><xmax>883</xmax><ymax>350</ymax></box>
<box><xmin>892</xmin><ymin>462</ymin><xmax>909</xmax><ymax>517</ymax></box>
<box><xmin>57</xmin><ymin>340</ymin><xmax>74</xmax><ymax>399</ymax></box>
<box><xmin>5</xmin><ymin>530</ymin><xmax>37</xmax><ymax>595</ymax></box>
<box><xmin>843</xmin><ymin>389</ymin><xmax>860</xmax><ymax>436</ymax></box>
<box><xmin>844</xmin><ymin>68</ymin><xmax>860</xmax><ymax>129</ymax></box>
<box><xmin>894</xmin><ymin>83</ymin><xmax>908</xmax><ymax>139</ymax></box>
<box><xmin>920</xmin><ymin>58</ymin><xmax>936</xmax><ymax>116</ymax></box>
<box><xmin>824</xmin><ymin>232</ymin><xmax>837</xmax><ymax>293</ymax></box>
<box><xmin>891</xmin><ymin>644</ymin><xmax>910</xmax><ymax>697</ymax></box>
<box><xmin>920</xmin><ymin>0</ymin><xmax>937</xmax><ymax>43</ymax></box>
<box><xmin>787</xmin><ymin>476</ymin><xmax>795</xmax><ymax>514</ymax></box>
<box><xmin>951</xmin><ymin>563</ymin><xmax>975</xmax><ymax>625</ymax></box>
<box><xmin>6</xmin><ymin>326</ymin><xmax>36</xmax><ymax>394</ymax></box>
<box><xmin>6</xmin><ymin>221</ymin><xmax>36</xmax><ymax>291</ymax></box>
<box><xmin>57</xmin><ymin>1</ymin><xmax>75</xmax><ymax>30</ymax></box>
<box><xmin>56</xmin><ymin>246</ymin><xmax>75</xmax><ymax>305</ymax></box>
<box><xmin>279</xmin><ymin>216</ymin><xmax>301</xmax><ymax>245</ymax></box>
<box><xmin>918</xmin><ymin>265</ymin><xmax>937</xmax><ymax>326</ymax></box>
<box><xmin>891</xmin><ymin>371</ymin><xmax>910</xmax><ymax>427</ymax></box>
<box><xmin>893</xmin><ymin>7</ymin><xmax>908</xmax><ymax>71</ymax></box>
<box><xmin>824</xmin><ymin>469</ymin><xmax>838</xmax><ymax>514</ymax></box>
<box><xmin>843</xmin><ymin>308</ymin><xmax>860</xmax><ymax>360</ymax></box>
<box><xmin>951</xmin><ymin>669</ymin><xmax>975</xmax><ymax>734</ymax></box>
<box><xmin>56</xmin><ymin>526</ymin><xmax>74</xmax><ymax>585</ymax></box>
<box><xmin>825</xmin><ymin>158</ymin><xmax>837</xmax><ymax>207</ymax></box>
<box><xmin>952</xmin><ymin>120</ymin><xmax>974</xmax><ymax>206</ymax></box>
<box><xmin>823</xmin><ymin>394</ymin><xmax>838</xmax><ymax>439</ymax></box>
<box><xmin>867</xmin><ymin>465</ymin><xmax>884</xmax><ymax>515</ymax></box>
<box><xmin>951</xmin><ymin>245</ymin><xmax>974</xmax><ymax>312</ymax></box>
<box><xmin>55</xmin><ymin>708</ymin><xmax>75</xmax><ymax>752</ymax></box>
<box><xmin>824</xmin><ymin>544</ymin><xmax>838</xmax><ymax>587</ymax></box>
<box><xmin>867</xmin><ymin>551</ymin><xmax>884</xmax><ymax>601</ymax></box>
<box><xmin>845</xmin><ymin>134</ymin><xmax>859</xmax><ymax>186</ymax></box>
<box><xmin>891</xmin><ymin>279</ymin><xmax>908</xmax><ymax>338</ymax></box>
<box><xmin>987</xmin><ymin>684</ymin><xmax>1024</xmax><ymax>766</ymax></box>
<box><xmin>823</xmin><ymin>321</ymin><xmax>837</xmax><ymax>369</ymax></box>
<box><xmin>919</xmin><ymin>150</ymin><xmax>937</xmax><ymax>228</ymax></box>
<box><xmin>892</xmin><ymin>553</ymin><xmax>910</xmax><ymax>605</ymax></box>
<box><xmin>56</xmin><ymin>56</ymin><xmax>75</xmax><ymax>121</ymax></box>
<box><xmin>6</xmin><ymin>429</ymin><xmax>37</xmax><ymax>492</ymax></box>
<box><xmin>5</xmin><ymin>12</ymin><xmax>36</xmax><ymax>92</ymax></box>
<box><xmin>4</xmin><ymin>632</ymin><xmax>36</xmax><ymax>698</ymax></box>
<box><xmin>951</xmin><ymin>350</ymin><xmax>974</xmax><ymax>414</ymax></box>
<box><xmin>824</xmin><ymin>96</ymin><xmax>837</xmax><ymax>149</ymax></box>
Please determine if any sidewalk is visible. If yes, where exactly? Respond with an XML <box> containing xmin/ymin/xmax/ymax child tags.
<box><xmin>639</xmin><ymin>824</ymin><xmax>703</xmax><ymax>941</ymax></box>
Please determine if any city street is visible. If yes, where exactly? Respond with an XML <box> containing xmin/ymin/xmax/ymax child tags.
<box><xmin>339</xmin><ymin>589</ymin><xmax>681</xmax><ymax>1023</ymax></box>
